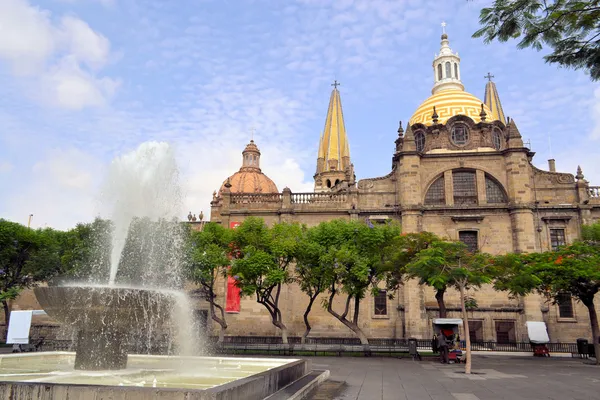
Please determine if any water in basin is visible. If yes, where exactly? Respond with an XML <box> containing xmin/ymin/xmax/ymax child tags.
<box><xmin>0</xmin><ymin>353</ymin><xmax>297</xmax><ymax>390</ymax></box>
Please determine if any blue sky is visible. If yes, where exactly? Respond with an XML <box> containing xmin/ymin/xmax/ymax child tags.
<box><xmin>1</xmin><ymin>0</ymin><xmax>599</xmax><ymax>230</ymax></box>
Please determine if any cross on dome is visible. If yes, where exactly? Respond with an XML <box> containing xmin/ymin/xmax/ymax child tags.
<box><xmin>441</xmin><ymin>21</ymin><xmax>446</xmax><ymax>34</ymax></box>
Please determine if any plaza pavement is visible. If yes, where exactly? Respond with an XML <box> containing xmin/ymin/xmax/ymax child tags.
<box><xmin>305</xmin><ymin>355</ymin><xmax>600</xmax><ymax>400</ymax></box>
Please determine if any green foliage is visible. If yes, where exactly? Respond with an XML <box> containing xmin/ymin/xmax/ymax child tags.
<box><xmin>473</xmin><ymin>1</ymin><xmax>600</xmax><ymax>80</ymax></box>
<box><xmin>381</xmin><ymin>232</ymin><xmax>440</xmax><ymax>292</ymax></box>
<box><xmin>494</xmin><ymin>241</ymin><xmax>600</xmax><ymax>304</ymax></box>
<box><xmin>407</xmin><ymin>241</ymin><xmax>495</xmax><ymax>292</ymax></box>
<box><xmin>0</xmin><ymin>219</ymin><xmax>66</xmax><ymax>306</ymax></box>
<box><xmin>58</xmin><ymin>218</ymin><xmax>112</xmax><ymax>282</ymax></box>
<box><xmin>582</xmin><ymin>221</ymin><xmax>600</xmax><ymax>241</ymax></box>
<box><xmin>186</xmin><ymin>222</ymin><xmax>232</xmax><ymax>288</ymax></box>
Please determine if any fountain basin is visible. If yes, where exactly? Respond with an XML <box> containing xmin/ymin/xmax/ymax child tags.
<box><xmin>0</xmin><ymin>352</ymin><xmax>309</xmax><ymax>399</ymax></box>
<box><xmin>34</xmin><ymin>286</ymin><xmax>177</xmax><ymax>370</ymax></box>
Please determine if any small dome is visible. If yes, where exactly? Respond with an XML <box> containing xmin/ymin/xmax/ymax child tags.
<box><xmin>410</xmin><ymin>90</ymin><xmax>495</xmax><ymax>126</ymax></box>
<box><xmin>219</xmin><ymin>139</ymin><xmax>279</xmax><ymax>194</ymax></box>
<box><xmin>220</xmin><ymin>171</ymin><xmax>278</xmax><ymax>194</ymax></box>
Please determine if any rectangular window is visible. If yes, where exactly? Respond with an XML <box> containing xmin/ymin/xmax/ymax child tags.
<box><xmin>459</xmin><ymin>231</ymin><xmax>478</xmax><ymax>253</ymax></box>
<box><xmin>495</xmin><ymin>321</ymin><xmax>516</xmax><ymax>344</ymax></box>
<box><xmin>453</xmin><ymin>171</ymin><xmax>477</xmax><ymax>205</ymax></box>
<box><xmin>550</xmin><ymin>228</ymin><xmax>566</xmax><ymax>250</ymax></box>
<box><xmin>374</xmin><ymin>290</ymin><xmax>387</xmax><ymax>316</ymax></box>
<box><xmin>557</xmin><ymin>293</ymin><xmax>574</xmax><ymax>319</ymax></box>
<box><xmin>469</xmin><ymin>320</ymin><xmax>484</xmax><ymax>342</ymax></box>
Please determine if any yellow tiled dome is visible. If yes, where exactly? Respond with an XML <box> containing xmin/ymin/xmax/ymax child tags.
<box><xmin>409</xmin><ymin>90</ymin><xmax>496</xmax><ymax>126</ymax></box>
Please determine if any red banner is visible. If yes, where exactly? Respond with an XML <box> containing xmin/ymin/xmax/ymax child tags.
<box><xmin>226</xmin><ymin>221</ymin><xmax>242</xmax><ymax>313</ymax></box>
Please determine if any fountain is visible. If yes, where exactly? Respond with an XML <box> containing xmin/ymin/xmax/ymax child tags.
<box><xmin>0</xmin><ymin>142</ymin><xmax>319</xmax><ymax>399</ymax></box>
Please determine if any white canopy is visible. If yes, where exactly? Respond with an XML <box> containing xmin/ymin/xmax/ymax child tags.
<box><xmin>433</xmin><ymin>318</ymin><xmax>463</xmax><ymax>325</ymax></box>
<box><xmin>6</xmin><ymin>310</ymin><xmax>47</xmax><ymax>344</ymax></box>
<box><xmin>526</xmin><ymin>321</ymin><xmax>550</xmax><ymax>344</ymax></box>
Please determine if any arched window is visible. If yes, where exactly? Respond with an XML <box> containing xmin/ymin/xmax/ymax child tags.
<box><xmin>445</xmin><ymin>62</ymin><xmax>451</xmax><ymax>78</ymax></box>
<box><xmin>453</xmin><ymin>171</ymin><xmax>477</xmax><ymax>205</ymax></box>
<box><xmin>454</xmin><ymin>63</ymin><xmax>458</xmax><ymax>79</ymax></box>
<box><xmin>451</xmin><ymin>124</ymin><xmax>469</xmax><ymax>145</ymax></box>
<box><xmin>437</xmin><ymin>64</ymin><xmax>442</xmax><ymax>81</ymax></box>
<box><xmin>492</xmin><ymin>129</ymin><xmax>502</xmax><ymax>150</ymax></box>
<box><xmin>326</xmin><ymin>179</ymin><xmax>331</xmax><ymax>188</ymax></box>
<box><xmin>414</xmin><ymin>130</ymin><xmax>425</xmax><ymax>152</ymax></box>
<box><xmin>425</xmin><ymin>176</ymin><xmax>445</xmax><ymax>205</ymax></box>
<box><xmin>485</xmin><ymin>175</ymin><xmax>507</xmax><ymax>203</ymax></box>
<box><xmin>335</xmin><ymin>179</ymin><xmax>340</xmax><ymax>186</ymax></box>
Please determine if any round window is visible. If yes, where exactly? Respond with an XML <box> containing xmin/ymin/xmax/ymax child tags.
<box><xmin>451</xmin><ymin>124</ymin><xmax>469</xmax><ymax>146</ymax></box>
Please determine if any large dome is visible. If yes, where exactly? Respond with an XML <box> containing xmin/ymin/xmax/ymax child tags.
<box><xmin>220</xmin><ymin>170</ymin><xmax>278</xmax><ymax>194</ymax></box>
<box><xmin>410</xmin><ymin>90</ymin><xmax>496</xmax><ymax>126</ymax></box>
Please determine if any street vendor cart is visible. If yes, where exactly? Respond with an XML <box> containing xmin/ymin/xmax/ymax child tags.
<box><xmin>526</xmin><ymin>321</ymin><xmax>550</xmax><ymax>357</ymax></box>
<box><xmin>433</xmin><ymin>318</ymin><xmax>464</xmax><ymax>363</ymax></box>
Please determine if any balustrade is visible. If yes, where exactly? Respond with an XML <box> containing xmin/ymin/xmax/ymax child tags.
<box><xmin>588</xmin><ymin>186</ymin><xmax>600</xmax><ymax>198</ymax></box>
<box><xmin>230</xmin><ymin>193</ymin><xmax>282</xmax><ymax>204</ymax></box>
<box><xmin>290</xmin><ymin>192</ymin><xmax>347</xmax><ymax>204</ymax></box>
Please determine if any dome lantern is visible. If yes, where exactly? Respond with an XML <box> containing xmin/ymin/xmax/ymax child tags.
<box><xmin>432</xmin><ymin>23</ymin><xmax>464</xmax><ymax>95</ymax></box>
<box><xmin>219</xmin><ymin>140</ymin><xmax>278</xmax><ymax>194</ymax></box>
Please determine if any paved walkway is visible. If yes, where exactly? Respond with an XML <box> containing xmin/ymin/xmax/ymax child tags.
<box><xmin>305</xmin><ymin>355</ymin><xmax>600</xmax><ymax>400</ymax></box>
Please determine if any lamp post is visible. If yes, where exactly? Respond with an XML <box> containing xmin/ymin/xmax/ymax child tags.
<box><xmin>27</xmin><ymin>214</ymin><xmax>33</xmax><ymax>228</ymax></box>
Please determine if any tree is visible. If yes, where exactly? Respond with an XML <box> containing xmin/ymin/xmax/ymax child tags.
<box><xmin>382</xmin><ymin>232</ymin><xmax>443</xmax><ymax>314</ymax></box>
<box><xmin>473</xmin><ymin>1</ymin><xmax>600</xmax><ymax>80</ymax></box>
<box><xmin>294</xmin><ymin>234</ymin><xmax>334</xmax><ymax>344</ymax></box>
<box><xmin>185</xmin><ymin>222</ymin><xmax>233</xmax><ymax>343</ymax></box>
<box><xmin>582</xmin><ymin>220</ymin><xmax>600</xmax><ymax>241</ymax></box>
<box><xmin>230</xmin><ymin>218</ymin><xmax>302</xmax><ymax>344</ymax></box>
<box><xmin>495</xmin><ymin>241</ymin><xmax>600</xmax><ymax>365</ymax></box>
<box><xmin>57</xmin><ymin>218</ymin><xmax>112</xmax><ymax>282</ymax></box>
<box><xmin>408</xmin><ymin>241</ymin><xmax>495</xmax><ymax>374</ymax></box>
<box><xmin>308</xmin><ymin>219</ymin><xmax>400</xmax><ymax>348</ymax></box>
<box><xmin>0</xmin><ymin>220</ymin><xmax>65</xmax><ymax>335</ymax></box>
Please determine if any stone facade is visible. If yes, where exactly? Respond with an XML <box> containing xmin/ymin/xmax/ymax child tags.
<box><xmin>204</xmin><ymin>33</ymin><xmax>600</xmax><ymax>343</ymax></box>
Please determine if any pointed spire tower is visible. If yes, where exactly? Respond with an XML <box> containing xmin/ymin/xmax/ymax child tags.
<box><xmin>314</xmin><ymin>81</ymin><xmax>352</xmax><ymax>192</ymax></box>
<box><xmin>484</xmin><ymin>73</ymin><xmax>507</xmax><ymax>124</ymax></box>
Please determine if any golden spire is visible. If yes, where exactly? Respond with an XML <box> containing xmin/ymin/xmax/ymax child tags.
<box><xmin>317</xmin><ymin>131</ymin><xmax>325</xmax><ymax>159</ymax></box>
<box><xmin>484</xmin><ymin>73</ymin><xmax>507</xmax><ymax>124</ymax></box>
<box><xmin>320</xmin><ymin>80</ymin><xmax>350</xmax><ymax>172</ymax></box>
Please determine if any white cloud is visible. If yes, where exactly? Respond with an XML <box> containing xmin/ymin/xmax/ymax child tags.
<box><xmin>0</xmin><ymin>0</ymin><xmax>117</xmax><ymax>109</ymax></box>
<box><xmin>590</xmin><ymin>86</ymin><xmax>600</xmax><ymax>140</ymax></box>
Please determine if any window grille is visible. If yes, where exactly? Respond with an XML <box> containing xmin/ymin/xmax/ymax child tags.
<box><xmin>437</xmin><ymin>64</ymin><xmax>442</xmax><ymax>81</ymax></box>
<box><xmin>550</xmin><ymin>229</ymin><xmax>566</xmax><ymax>250</ymax></box>
<box><xmin>374</xmin><ymin>290</ymin><xmax>387</xmax><ymax>316</ymax></box>
<box><xmin>485</xmin><ymin>176</ymin><xmax>507</xmax><ymax>203</ymax></box>
<box><xmin>425</xmin><ymin>176</ymin><xmax>445</xmax><ymax>205</ymax></box>
<box><xmin>492</xmin><ymin>130</ymin><xmax>502</xmax><ymax>150</ymax></box>
<box><xmin>451</xmin><ymin>125</ymin><xmax>469</xmax><ymax>145</ymax></box>
<box><xmin>453</xmin><ymin>171</ymin><xmax>477</xmax><ymax>205</ymax></box>
<box><xmin>415</xmin><ymin>131</ymin><xmax>425</xmax><ymax>152</ymax></box>
<box><xmin>459</xmin><ymin>231</ymin><xmax>478</xmax><ymax>253</ymax></box>
<box><xmin>557</xmin><ymin>293</ymin><xmax>574</xmax><ymax>318</ymax></box>
<box><xmin>445</xmin><ymin>62</ymin><xmax>451</xmax><ymax>78</ymax></box>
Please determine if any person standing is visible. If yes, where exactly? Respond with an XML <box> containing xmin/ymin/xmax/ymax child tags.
<box><xmin>438</xmin><ymin>334</ymin><xmax>449</xmax><ymax>363</ymax></box>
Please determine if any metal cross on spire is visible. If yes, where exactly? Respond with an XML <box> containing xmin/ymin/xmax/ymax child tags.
<box><xmin>249</xmin><ymin>127</ymin><xmax>256</xmax><ymax>141</ymax></box>
<box><xmin>441</xmin><ymin>21</ymin><xmax>447</xmax><ymax>34</ymax></box>
<box><xmin>484</xmin><ymin>72</ymin><xmax>494</xmax><ymax>82</ymax></box>
<box><xmin>331</xmin><ymin>80</ymin><xmax>341</xmax><ymax>89</ymax></box>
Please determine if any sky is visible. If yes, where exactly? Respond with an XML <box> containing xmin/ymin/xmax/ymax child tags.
<box><xmin>0</xmin><ymin>0</ymin><xmax>599</xmax><ymax>230</ymax></box>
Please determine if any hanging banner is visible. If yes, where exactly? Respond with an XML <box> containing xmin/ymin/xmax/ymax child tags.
<box><xmin>226</xmin><ymin>221</ymin><xmax>242</xmax><ymax>313</ymax></box>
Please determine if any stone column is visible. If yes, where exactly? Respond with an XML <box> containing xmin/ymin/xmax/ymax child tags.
<box><xmin>509</xmin><ymin>207</ymin><xmax>537</xmax><ymax>253</ymax></box>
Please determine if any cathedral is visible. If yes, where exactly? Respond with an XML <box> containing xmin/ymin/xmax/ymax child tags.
<box><xmin>207</xmin><ymin>32</ymin><xmax>600</xmax><ymax>343</ymax></box>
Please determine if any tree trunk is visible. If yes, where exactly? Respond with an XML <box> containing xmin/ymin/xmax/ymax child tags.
<box><xmin>435</xmin><ymin>287</ymin><xmax>447</xmax><ymax>318</ymax></box>
<box><xmin>326</xmin><ymin>293</ymin><xmax>370</xmax><ymax>347</ymax></box>
<box><xmin>2</xmin><ymin>301</ymin><xmax>10</xmax><ymax>341</ymax></box>
<box><xmin>459</xmin><ymin>285</ymin><xmax>472</xmax><ymax>374</ymax></box>
<box><xmin>584</xmin><ymin>300</ymin><xmax>600</xmax><ymax>365</ymax></box>
<box><xmin>301</xmin><ymin>295</ymin><xmax>318</xmax><ymax>344</ymax></box>
<box><xmin>209</xmin><ymin>298</ymin><xmax>228</xmax><ymax>344</ymax></box>
<box><xmin>274</xmin><ymin>321</ymin><xmax>289</xmax><ymax>344</ymax></box>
